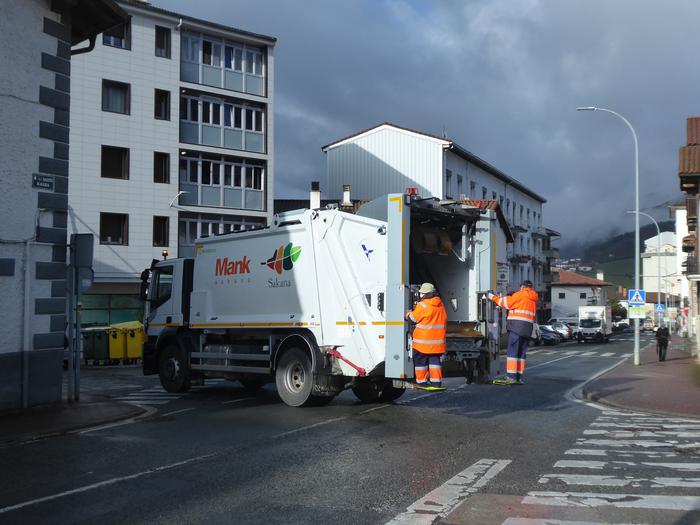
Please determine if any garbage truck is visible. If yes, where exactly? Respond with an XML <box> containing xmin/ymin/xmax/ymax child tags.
<box><xmin>140</xmin><ymin>192</ymin><xmax>509</xmax><ymax>406</ymax></box>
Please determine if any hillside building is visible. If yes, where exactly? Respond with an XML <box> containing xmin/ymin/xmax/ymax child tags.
<box><xmin>550</xmin><ymin>269</ymin><xmax>610</xmax><ymax>320</ymax></box>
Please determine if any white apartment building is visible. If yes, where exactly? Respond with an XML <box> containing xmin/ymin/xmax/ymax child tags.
<box><xmin>550</xmin><ymin>269</ymin><xmax>610</xmax><ymax>320</ymax></box>
<box><xmin>642</xmin><ymin>232</ymin><xmax>679</xmax><ymax>297</ymax></box>
<box><xmin>70</xmin><ymin>0</ymin><xmax>275</xmax><ymax>324</ymax></box>
<box><xmin>322</xmin><ymin>123</ymin><xmax>555</xmax><ymax>295</ymax></box>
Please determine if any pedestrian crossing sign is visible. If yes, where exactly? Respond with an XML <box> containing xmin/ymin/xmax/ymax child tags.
<box><xmin>628</xmin><ymin>289</ymin><xmax>646</xmax><ymax>306</ymax></box>
<box><xmin>655</xmin><ymin>303</ymin><xmax>665</xmax><ymax>313</ymax></box>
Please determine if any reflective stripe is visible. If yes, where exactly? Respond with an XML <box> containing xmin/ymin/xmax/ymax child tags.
<box><xmin>418</xmin><ymin>302</ymin><xmax>427</xmax><ymax>309</ymax></box>
<box><xmin>511</xmin><ymin>309</ymin><xmax>535</xmax><ymax>316</ymax></box>
<box><xmin>428</xmin><ymin>364</ymin><xmax>442</xmax><ymax>369</ymax></box>
<box><xmin>408</xmin><ymin>313</ymin><xmax>417</xmax><ymax>323</ymax></box>
<box><xmin>508</xmin><ymin>312</ymin><xmax>535</xmax><ymax>320</ymax></box>
<box><xmin>414</xmin><ymin>366</ymin><xmax>428</xmax><ymax>371</ymax></box>
<box><xmin>502</xmin><ymin>297</ymin><xmax>508</xmax><ymax>308</ymax></box>
<box><xmin>416</xmin><ymin>323</ymin><xmax>445</xmax><ymax>329</ymax></box>
<box><xmin>412</xmin><ymin>338</ymin><xmax>446</xmax><ymax>345</ymax></box>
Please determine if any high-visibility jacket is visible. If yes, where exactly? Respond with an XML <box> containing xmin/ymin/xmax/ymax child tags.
<box><xmin>407</xmin><ymin>296</ymin><xmax>448</xmax><ymax>354</ymax></box>
<box><xmin>491</xmin><ymin>287</ymin><xmax>539</xmax><ymax>338</ymax></box>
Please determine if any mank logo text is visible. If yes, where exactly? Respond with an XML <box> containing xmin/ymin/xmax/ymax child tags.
<box><xmin>215</xmin><ymin>256</ymin><xmax>251</xmax><ymax>275</ymax></box>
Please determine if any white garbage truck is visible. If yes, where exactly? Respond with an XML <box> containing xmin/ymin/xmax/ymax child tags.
<box><xmin>140</xmin><ymin>192</ymin><xmax>510</xmax><ymax>406</ymax></box>
<box><xmin>577</xmin><ymin>305</ymin><xmax>612</xmax><ymax>343</ymax></box>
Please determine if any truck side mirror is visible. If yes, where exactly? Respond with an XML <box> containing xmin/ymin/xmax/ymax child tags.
<box><xmin>139</xmin><ymin>268</ymin><xmax>150</xmax><ymax>301</ymax></box>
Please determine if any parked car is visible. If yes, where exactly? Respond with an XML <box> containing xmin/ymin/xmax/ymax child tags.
<box><xmin>539</xmin><ymin>325</ymin><xmax>562</xmax><ymax>345</ymax></box>
<box><xmin>550</xmin><ymin>321</ymin><xmax>573</xmax><ymax>340</ymax></box>
<box><xmin>564</xmin><ymin>321</ymin><xmax>581</xmax><ymax>338</ymax></box>
<box><xmin>642</xmin><ymin>318</ymin><xmax>655</xmax><ymax>332</ymax></box>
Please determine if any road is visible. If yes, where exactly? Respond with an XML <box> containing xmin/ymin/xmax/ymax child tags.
<box><xmin>2</xmin><ymin>332</ymin><xmax>698</xmax><ymax>525</ymax></box>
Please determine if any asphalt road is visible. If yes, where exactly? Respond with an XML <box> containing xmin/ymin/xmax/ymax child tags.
<box><xmin>2</xmin><ymin>332</ymin><xmax>698</xmax><ymax>525</ymax></box>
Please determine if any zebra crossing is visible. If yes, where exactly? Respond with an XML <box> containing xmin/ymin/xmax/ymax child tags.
<box><xmin>529</xmin><ymin>349</ymin><xmax>633</xmax><ymax>359</ymax></box>
<box><xmin>113</xmin><ymin>378</ymin><xmax>229</xmax><ymax>407</ymax></box>
<box><xmin>501</xmin><ymin>410</ymin><xmax>700</xmax><ymax>524</ymax></box>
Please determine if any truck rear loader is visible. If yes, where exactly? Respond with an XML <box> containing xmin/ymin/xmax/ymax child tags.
<box><xmin>140</xmin><ymin>192</ymin><xmax>507</xmax><ymax>406</ymax></box>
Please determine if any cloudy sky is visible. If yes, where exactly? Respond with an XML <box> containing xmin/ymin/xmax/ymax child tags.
<box><xmin>161</xmin><ymin>0</ymin><xmax>698</xmax><ymax>244</ymax></box>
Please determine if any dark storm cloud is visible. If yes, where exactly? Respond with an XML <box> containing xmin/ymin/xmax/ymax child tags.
<box><xmin>159</xmin><ymin>0</ymin><xmax>700</xmax><ymax>242</ymax></box>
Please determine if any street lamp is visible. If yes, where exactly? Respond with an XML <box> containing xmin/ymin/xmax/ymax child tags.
<box><xmin>578</xmin><ymin>106</ymin><xmax>641</xmax><ymax>365</ymax></box>
<box><xmin>627</xmin><ymin>211</ymin><xmax>661</xmax><ymax>326</ymax></box>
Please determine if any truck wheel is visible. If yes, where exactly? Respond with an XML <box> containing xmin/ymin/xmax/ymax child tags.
<box><xmin>379</xmin><ymin>381</ymin><xmax>406</xmax><ymax>402</ymax></box>
<box><xmin>158</xmin><ymin>344</ymin><xmax>191</xmax><ymax>393</ymax></box>
<box><xmin>352</xmin><ymin>379</ymin><xmax>383</xmax><ymax>403</ymax></box>
<box><xmin>275</xmin><ymin>348</ymin><xmax>317</xmax><ymax>407</ymax></box>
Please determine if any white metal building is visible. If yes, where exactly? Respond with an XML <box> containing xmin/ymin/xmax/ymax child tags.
<box><xmin>322</xmin><ymin>122</ymin><xmax>553</xmax><ymax>294</ymax></box>
<box><xmin>69</xmin><ymin>0</ymin><xmax>275</xmax><ymax>324</ymax></box>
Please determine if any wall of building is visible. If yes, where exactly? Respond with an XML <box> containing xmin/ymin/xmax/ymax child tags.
<box><xmin>551</xmin><ymin>285</ymin><xmax>608</xmax><ymax>319</ymax></box>
<box><xmin>326</xmin><ymin>127</ymin><xmax>445</xmax><ymax>201</ymax></box>
<box><xmin>642</xmin><ymin>232</ymin><xmax>678</xmax><ymax>296</ymax></box>
<box><xmin>0</xmin><ymin>0</ymin><xmax>79</xmax><ymax>410</ymax></box>
<box><xmin>674</xmin><ymin>208</ymin><xmax>690</xmax><ymax>304</ymax></box>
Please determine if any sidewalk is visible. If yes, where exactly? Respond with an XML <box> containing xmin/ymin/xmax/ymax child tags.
<box><xmin>0</xmin><ymin>396</ymin><xmax>145</xmax><ymax>446</ymax></box>
<box><xmin>582</xmin><ymin>335</ymin><xmax>700</xmax><ymax>418</ymax></box>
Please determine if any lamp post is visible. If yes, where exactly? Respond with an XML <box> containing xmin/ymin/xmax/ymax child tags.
<box><xmin>627</xmin><ymin>210</ymin><xmax>661</xmax><ymax>326</ymax></box>
<box><xmin>578</xmin><ymin>106</ymin><xmax>641</xmax><ymax>365</ymax></box>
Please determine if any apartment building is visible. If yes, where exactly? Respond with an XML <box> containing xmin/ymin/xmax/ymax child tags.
<box><xmin>70</xmin><ymin>0</ymin><xmax>275</xmax><ymax>324</ymax></box>
<box><xmin>321</xmin><ymin>123</ymin><xmax>559</xmax><ymax>301</ymax></box>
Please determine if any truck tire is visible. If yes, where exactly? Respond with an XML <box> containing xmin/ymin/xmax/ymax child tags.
<box><xmin>158</xmin><ymin>344</ymin><xmax>191</xmax><ymax>393</ymax></box>
<box><xmin>351</xmin><ymin>380</ymin><xmax>383</xmax><ymax>403</ymax></box>
<box><xmin>379</xmin><ymin>381</ymin><xmax>406</xmax><ymax>402</ymax></box>
<box><xmin>275</xmin><ymin>347</ymin><xmax>318</xmax><ymax>407</ymax></box>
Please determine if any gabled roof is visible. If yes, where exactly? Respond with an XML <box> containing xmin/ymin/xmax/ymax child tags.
<box><xmin>553</xmin><ymin>268</ymin><xmax>611</xmax><ymax>287</ymax></box>
<box><xmin>461</xmin><ymin>199</ymin><xmax>514</xmax><ymax>242</ymax></box>
<box><xmin>321</xmin><ymin>122</ymin><xmax>547</xmax><ymax>203</ymax></box>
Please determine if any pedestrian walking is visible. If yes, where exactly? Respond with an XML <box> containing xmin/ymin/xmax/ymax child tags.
<box><xmin>488</xmin><ymin>280</ymin><xmax>539</xmax><ymax>385</ymax></box>
<box><xmin>405</xmin><ymin>282</ymin><xmax>447</xmax><ymax>388</ymax></box>
<box><xmin>656</xmin><ymin>323</ymin><xmax>670</xmax><ymax>362</ymax></box>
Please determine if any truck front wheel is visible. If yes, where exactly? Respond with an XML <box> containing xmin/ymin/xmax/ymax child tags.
<box><xmin>158</xmin><ymin>344</ymin><xmax>191</xmax><ymax>393</ymax></box>
<box><xmin>276</xmin><ymin>347</ymin><xmax>317</xmax><ymax>407</ymax></box>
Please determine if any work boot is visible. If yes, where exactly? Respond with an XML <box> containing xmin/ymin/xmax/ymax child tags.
<box><xmin>427</xmin><ymin>381</ymin><xmax>442</xmax><ymax>388</ymax></box>
<box><xmin>515</xmin><ymin>378</ymin><xmax>525</xmax><ymax>385</ymax></box>
<box><xmin>492</xmin><ymin>376</ymin><xmax>517</xmax><ymax>386</ymax></box>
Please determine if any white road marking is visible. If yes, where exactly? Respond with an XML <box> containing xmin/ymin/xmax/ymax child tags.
<box><xmin>385</xmin><ymin>459</ymin><xmax>511</xmax><ymax>525</ymax></box>
<box><xmin>578</xmin><ymin>351</ymin><xmax>597</xmax><ymax>357</ymax></box>
<box><xmin>359</xmin><ymin>404</ymin><xmax>391</xmax><ymax>415</ymax></box>
<box><xmin>160</xmin><ymin>407</ymin><xmax>195</xmax><ymax>417</ymax></box>
<box><xmin>539</xmin><ymin>473</ymin><xmax>700</xmax><ymax>488</ymax></box>
<box><xmin>222</xmin><ymin>397</ymin><xmax>255</xmax><ymax>405</ymax></box>
<box><xmin>564</xmin><ymin>448</ymin><xmax>681</xmax><ymax>458</ymax></box>
<box><xmin>564</xmin><ymin>351</ymin><xmax>580</xmax><ymax>355</ymax></box>
<box><xmin>554</xmin><ymin>459</ymin><xmax>700</xmax><ymax>472</ymax></box>
<box><xmin>522</xmin><ymin>491</ymin><xmax>700</xmax><ymax>511</ymax></box>
<box><xmin>113</xmin><ymin>398</ymin><xmax>171</xmax><ymax>405</ymax></box>
<box><xmin>576</xmin><ymin>439</ymin><xmax>692</xmax><ymax>449</ymax></box>
<box><xmin>501</xmin><ymin>518</ymin><xmax>648</xmax><ymax>525</ymax></box>
<box><xmin>554</xmin><ymin>460</ymin><xmax>607</xmax><ymax>469</ymax></box>
<box><xmin>527</xmin><ymin>355</ymin><xmax>576</xmax><ymax>370</ymax></box>
<box><xmin>599</xmin><ymin>352</ymin><xmax>615</xmax><ymax>357</ymax></box>
<box><xmin>272</xmin><ymin>417</ymin><xmax>347</xmax><ymax>438</ymax></box>
<box><xmin>0</xmin><ymin>453</ymin><xmax>217</xmax><ymax>514</ymax></box>
<box><xmin>591</xmin><ymin>422</ymin><xmax>700</xmax><ymax>430</ymax></box>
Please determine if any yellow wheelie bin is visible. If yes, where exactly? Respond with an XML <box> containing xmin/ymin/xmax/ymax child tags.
<box><xmin>107</xmin><ymin>326</ymin><xmax>128</xmax><ymax>361</ymax></box>
<box><xmin>111</xmin><ymin>321</ymin><xmax>144</xmax><ymax>360</ymax></box>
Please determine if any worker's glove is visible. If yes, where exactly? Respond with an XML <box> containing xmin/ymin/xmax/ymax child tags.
<box><xmin>487</xmin><ymin>291</ymin><xmax>495</xmax><ymax>300</ymax></box>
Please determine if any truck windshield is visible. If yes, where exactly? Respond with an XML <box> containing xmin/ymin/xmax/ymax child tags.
<box><xmin>580</xmin><ymin>319</ymin><xmax>601</xmax><ymax>328</ymax></box>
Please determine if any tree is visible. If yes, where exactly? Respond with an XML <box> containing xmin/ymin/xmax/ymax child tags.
<box><xmin>609</xmin><ymin>298</ymin><xmax>627</xmax><ymax>320</ymax></box>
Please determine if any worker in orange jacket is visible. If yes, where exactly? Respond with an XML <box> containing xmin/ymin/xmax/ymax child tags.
<box><xmin>488</xmin><ymin>280</ymin><xmax>539</xmax><ymax>385</ymax></box>
<box><xmin>405</xmin><ymin>283</ymin><xmax>448</xmax><ymax>387</ymax></box>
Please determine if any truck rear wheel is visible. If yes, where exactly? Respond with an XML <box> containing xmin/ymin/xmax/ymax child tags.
<box><xmin>379</xmin><ymin>381</ymin><xmax>406</xmax><ymax>402</ymax></box>
<box><xmin>352</xmin><ymin>380</ymin><xmax>383</xmax><ymax>403</ymax></box>
<box><xmin>275</xmin><ymin>347</ymin><xmax>318</xmax><ymax>407</ymax></box>
<box><xmin>158</xmin><ymin>344</ymin><xmax>191</xmax><ymax>393</ymax></box>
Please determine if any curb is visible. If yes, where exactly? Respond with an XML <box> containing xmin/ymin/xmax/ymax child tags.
<box><xmin>0</xmin><ymin>402</ymin><xmax>147</xmax><ymax>447</ymax></box>
<box><xmin>580</xmin><ymin>387</ymin><xmax>700</xmax><ymax>420</ymax></box>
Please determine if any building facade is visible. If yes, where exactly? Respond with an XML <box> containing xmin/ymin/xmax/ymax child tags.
<box><xmin>69</xmin><ymin>0</ymin><xmax>275</xmax><ymax>324</ymax></box>
<box><xmin>642</xmin><ymin>231</ymin><xmax>679</xmax><ymax>298</ymax></box>
<box><xmin>550</xmin><ymin>269</ymin><xmax>610</xmax><ymax>320</ymax></box>
<box><xmin>322</xmin><ymin>123</ymin><xmax>558</xmax><ymax>299</ymax></box>
<box><xmin>0</xmin><ymin>0</ymin><xmax>127</xmax><ymax>410</ymax></box>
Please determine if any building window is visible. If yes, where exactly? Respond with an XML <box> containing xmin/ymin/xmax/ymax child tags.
<box><xmin>100</xmin><ymin>213</ymin><xmax>128</xmax><ymax>245</ymax></box>
<box><xmin>470</xmin><ymin>181</ymin><xmax>476</xmax><ymax>198</ymax></box>
<box><xmin>102</xmin><ymin>80</ymin><xmax>130</xmax><ymax>114</ymax></box>
<box><xmin>580</xmin><ymin>292</ymin><xmax>587</xmax><ymax>299</ymax></box>
<box><xmin>202</xmin><ymin>40</ymin><xmax>221</xmax><ymax>66</ymax></box>
<box><xmin>155</xmin><ymin>26</ymin><xmax>171</xmax><ymax>58</ymax></box>
<box><xmin>202</xmin><ymin>100</ymin><xmax>221</xmax><ymax>125</ymax></box>
<box><xmin>457</xmin><ymin>175</ymin><xmax>463</xmax><ymax>197</ymax></box>
<box><xmin>103</xmin><ymin>22</ymin><xmax>130</xmax><ymax>50</ymax></box>
<box><xmin>180</xmin><ymin>96</ymin><xmax>199</xmax><ymax>122</ymax></box>
<box><xmin>246</xmin><ymin>166</ymin><xmax>263</xmax><ymax>189</ymax></box>
<box><xmin>101</xmin><ymin>146</ymin><xmax>129</xmax><ymax>180</ymax></box>
<box><xmin>482</xmin><ymin>186</ymin><xmax>487</xmax><ymax>199</ymax></box>
<box><xmin>154</xmin><ymin>152</ymin><xmax>170</xmax><ymax>184</ymax></box>
<box><xmin>153</xmin><ymin>216</ymin><xmax>169</xmax><ymax>247</ymax></box>
<box><xmin>445</xmin><ymin>169</ymin><xmax>452</xmax><ymax>198</ymax></box>
<box><xmin>245</xmin><ymin>49</ymin><xmax>264</xmax><ymax>75</ymax></box>
<box><xmin>558</xmin><ymin>292</ymin><xmax>565</xmax><ymax>299</ymax></box>
<box><xmin>492</xmin><ymin>191</ymin><xmax>497</xmax><ymax>200</ymax></box>
<box><xmin>154</xmin><ymin>89</ymin><xmax>170</xmax><ymax>120</ymax></box>
<box><xmin>224</xmin><ymin>104</ymin><xmax>243</xmax><ymax>129</ymax></box>
<box><xmin>225</xmin><ymin>45</ymin><xmax>244</xmax><ymax>71</ymax></box>
<box><xmin>245</xmin><ymin>108</ymin><xmax>263</xmax><ymax>131</ymax></box>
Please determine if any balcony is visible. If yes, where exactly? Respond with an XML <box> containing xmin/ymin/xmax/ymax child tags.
<box><xmin>543</xmin><ymin>248</ymin><xmax>559</xmax><ymax>259</ymax></box>
<box><xmin>682</xmin><ymin>234</ymin><xmax>696</xmax><ymax>253</ymax></box>
<box><xmin>683</xmin><ymin>254</ymin><xmax>700</xmax><ymax>279</ymax></box>
<box><xmin>180</xmin><ymin>121</ymin><xmax>264</xmax><ymax>153</ymax></box>
<box><xmin>679</xmin><ymin>145</ymin><xmax>700</xmax><ymax>194</ymax></box>
<box><xmin>531</xmin><ymin>227</ymin><xmax>547</xmax><ymax>239</ymax></box>
<box><xmin>687</xmin><ymin>197</ymin><xmax>697</xmax><ymax>229</ymax></box>
<box><xmin>509</xmin><ymin>254</ymin><xmax>531</xmax><ymax>264</ymax></box>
